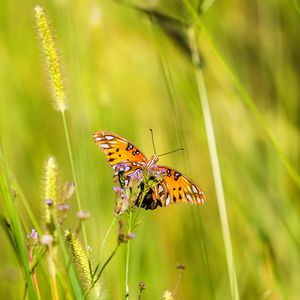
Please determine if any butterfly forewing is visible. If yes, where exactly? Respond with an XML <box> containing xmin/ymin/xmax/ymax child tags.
<box><xmin>93</xmin><ymin>131</ymin><xmax>147</xmax><ymax>174</ymax></box>
<box><xmin>150</xmin><ymin>166</ymin><xmax>206</xmax><ymax>208</ymax></box>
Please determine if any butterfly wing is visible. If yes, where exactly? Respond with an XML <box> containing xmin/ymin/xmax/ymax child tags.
<box><xmin>141</xmin><ymin>166</ymin><xmax>206</xmax><ymax>210</ymax></box>
<box><xmin>93</xmin><ymin>131</ymin><xmax>148</xmax><ymax>174</ymax></box>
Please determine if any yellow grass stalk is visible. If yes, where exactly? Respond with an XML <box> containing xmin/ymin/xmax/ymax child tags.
<box><xmin>34</xmin><ymin>5</ymin><xmax>67</xmax><ymax>112</ymax></box>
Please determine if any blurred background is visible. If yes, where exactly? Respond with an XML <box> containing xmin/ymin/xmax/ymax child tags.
<box><xmin>0</xmin><ymin>0</ymin><xmax>300</xmax><ymax>299</ymax></box>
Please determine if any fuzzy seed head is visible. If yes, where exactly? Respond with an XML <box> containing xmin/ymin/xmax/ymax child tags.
<box><xmin>34</xmin><ymin>5</ymin><xmax>67</xmax><ymax>112</ymax></box>
<box><xmin>65</xmin><ymin>230</ymin><xmax>91</xmax><ymax>288</ymax></box>
<box><xmin>43</xmin><ymin>156</ymin><xmax>58</xmax><ymax>231</ymax></box>
<box><xmin>41</xmin><ymin>233</ymin><xmax>54</xmax><ymax>245</ymax></box>
<box><xmin>162</xmin><ymin>290</ymin><xmax>174</xmax><ymax>300</ymax></box>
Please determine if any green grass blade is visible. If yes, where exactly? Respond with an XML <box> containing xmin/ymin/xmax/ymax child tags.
<box><xmin>187</xmin><ymin>26</ymin><xmax>240</xmax><ymax>300</ymax></box>
<box><xmin>0</xmin><ymin>156</ymin><xmax>37</xmax><ymax>299</ymax></box>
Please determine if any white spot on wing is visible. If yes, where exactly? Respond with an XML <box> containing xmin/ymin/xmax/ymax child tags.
<box><xmin>100</xmin><ymin>143</ymin><xmax>109</xmax><ymax>149</ymax></box>
<box><xmin>95</xmin><ymin>137</ymin><xmax>102</xmax><ymax>141</ymax></box>
<box><xmin>165</xmin><ymin>195</ymin><xmax>170</xmax><ymax>206</ymax></box>
<box><xmin>105</xmin><ymin>135</ymin><xmax>114</xmax><ymax>140</ymax></box>
<box><xmin>125</xmin><ymin>166</ymin><xmax>131</xmax><ymax>172</ymax></box>
<box><xmin>158</xmin><ymin>184</ymin><xmax>164</xmax><ymax>193</ymax></box>
<box><xmin>186</xmin><ymin>194</ymin><xmax>193</xmax><ymax>202</ymax></box>
<box><xmin>196</xmin><ymin>196</ymin><xmax>201</xmax><ymax>203</ymax></box>
<box><xmin>192</xmin><ymin>184</ymin><xmax>198</xmax><ymax>194</ymax></box>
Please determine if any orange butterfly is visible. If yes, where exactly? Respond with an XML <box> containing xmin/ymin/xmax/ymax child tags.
<box><xmin>93</xmin><ymin>131</ymin><xmax>206</xmax><ymax>210</ymax></box>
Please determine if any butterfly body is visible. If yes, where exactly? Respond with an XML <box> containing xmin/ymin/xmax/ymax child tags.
<box><xmin>93</xmin><ymin>131</ymin><xmax>206</xmax><ymax>210</ymax></box>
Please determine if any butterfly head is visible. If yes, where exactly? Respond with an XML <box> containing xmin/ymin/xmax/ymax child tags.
<box><xmin>147</xmin><ymin>154</ymin><xmax>159</xmax><ymax>167</ymax></box>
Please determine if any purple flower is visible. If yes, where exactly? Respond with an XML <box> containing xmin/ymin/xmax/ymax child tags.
<box><xmin>46</xmin><ymin>198</ymin><xmax>53</xmax><ymax>206</ymax></box>
<box><xmin>113</xmin><ymin>186</ymin><xmax>124</xmax><ymax>193</ymax></box>
<box><xmin>129</xmin><ymin>169</ymin><xmax>143</xmax><ymax>183</ymax></box>
<box><xmin>57</xmin><ymin>203</ymin><xmax>70</xmax><ymax>211</ymax></box>
<box><xmin>27</xmin><ymin>228</ymin><xmax>39</xmax><ymax>241</ymax></box>
<box><xmin>155</xmin><ymin>168</ymin><xmax>165</xmax><ymax>178</ymax></box>
<box><xmin>113</xmin><ymin>185</ymin><xmax>129</xmax><ymax>216</ymax></box>
<box><xmin>114</xmin><ymin>162</ymin><xmax>128</xmax><ymax>173</ymax></box>
<box><xmin>113</xmin><ymin>186</ymin><xmax>128</xmax><ymax>200</ymax></box>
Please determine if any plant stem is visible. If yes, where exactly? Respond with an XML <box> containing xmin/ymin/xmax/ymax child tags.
<box><xmin>84</xmin><ymin>243</ymin><xmax>120</xmax><ymax>299</ymax></box>
<box><xmin>187</xmin><ymin>27</ymin><xmax>240</xmax><ymax>300</ymax></box>
<box><xmin>125</xmin><ymin>211</ymin><xmax>133</xmax><ymax>299</ymax></box>
<box><xmin>48</xmin><ymin>245</ymin><xmax>59</xmax><ymax>300</ymax></box>
<box><xmin>100</xmin><ymin>217</ymin><xmax>117</xmax><ymax>257</ymax></box>
<box><xmin>61</xmin><ymin>110</ymin><xmax>88</xmax><ymax>249</ymax></box>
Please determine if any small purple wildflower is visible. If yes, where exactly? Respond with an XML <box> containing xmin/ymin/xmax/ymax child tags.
<box><xmin>147</xmin><ymin>164</ymin><xmax>159</xmax><ymax>176</ymax></box>
<box><xmin>57</xmin><ymin>203</ymin><xmax>70</xmax><ymax>211</ymax></box>
<box><xmin>155</xmin><ymin>168</ymin><xmax>165</xmax><ymax>177</ymax></box>
<box><xmin>114</xmin><ymin>162</ymin><xmax>128</xmax><ymax>173</ymax></box>
<box><xmin>46</xmin><ymin>198</ymin><xmax>53</xmax><ymax>206</ymax></box>
<box><xmin>130</xmin><ymin>169</ymin><xmax>143</xmax><ymax>183</ymax></box>
<box><xmin>113</xmin><ymin>186</ymin><xmax>128</xmax><ymax>200</ymax></box>
<box><xmin>114</xmin><ymin>186</ymin><xmax>129</xmax><ymax>216</ymax></box>
<box><xmin>27</xmin><ymin>228</ymin><xmax>39</xmax><ymax>241</ymax></box>
<box><xmin>126</xmin><ymin>232</ymin><xmax>136</xmax><ymax>240</ymax></box>
<box><xmin>113</xmin><ymin>186</ymin><xmax>124</xmax><ymax>193</ymax></box>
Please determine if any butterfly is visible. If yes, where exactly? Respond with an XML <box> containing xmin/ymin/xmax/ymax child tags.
<box><xmin>93</xmin><ymin>131</ymin><xmax>206</xmax><ymax>210</ymax></box>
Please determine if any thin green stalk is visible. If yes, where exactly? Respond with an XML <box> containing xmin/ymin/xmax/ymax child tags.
<box><xmin>199</xmin><ymin>23</ymin><xmax>300</xmax><ymax>191</ymax></box>
<box><xmin>0</xmin><ymin>150</ymin><xmax>41</xmax><ymax>233</ymax></box>
<box><xmin>48</xmin><ymin>245</ymin><xmax>59</xmax><ymax>300</ymax></box>
<box><xmin>187</xmin><ymin>27</ymin><xmax>240</xmax><ymax>300</ymax></box>
<box><xmin>125</xmin><ymin>211</ymin><xmax>133</xmax><ymax>299</ymax></box>
<box><xmin>100</xmin><ymin>217</ymin><xmax>117</xmax><ymax>257</ymax></box>
<box><xmin>292</xmin><ymin>0</ymin><xmax>300</xmax><ymax>16</ymax></box>
<box><xmin>85</xmin><ymin>243</ymin><xmax>120</xmax><ymax>299</ymax></box>
<box><xmin>183</xmin><ymin>0</ymin><xmax>300</xmax><ymax>192</ymax></box>
<box><xmin>149</xmin><ymin>18</ymin><xmax>189</xmax><ymax>168</ymax></box>
<box><xmin>0</xmin><ymin>160</ymin><xmax>37</xmax><ymax>299</ymax></box>
<box><xmin>61</xmin><ymin>110</ymin><xmax>88</xmax><ymax>249</ymax></box>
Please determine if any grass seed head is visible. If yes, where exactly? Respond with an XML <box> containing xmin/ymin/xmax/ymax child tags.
<box><xmin>64</xmin><ymin>229</ymin><xmax>91</xmax><ymax>289</ymax></box>
<box><xmin>43</xmin><ymin>156</ymin><xmax>58</xmax><ymax>233</ymax></box>
<box><xmin>34</xmin><ymin>5</ymin><xmax>67</xmax><ymax>112</ymax></box>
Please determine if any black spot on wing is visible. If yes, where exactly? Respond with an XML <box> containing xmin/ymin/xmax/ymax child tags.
<box><xmin>126</xmin><ymin>143</ymin><xmax>134</xmax><ymax>151</ymax></box>
<box><xmin>174</xmin><ymin>172</ymin><xmax>181</xmax><ymax>181</ymax></box>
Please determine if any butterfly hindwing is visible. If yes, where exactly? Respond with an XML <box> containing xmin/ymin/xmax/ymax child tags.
<box><xmin>143</xmin><ymin>166</ymin><xmax>206</xmax><ymax>209</ymax></box>
<box><xmin>93</xmin><ymin>131</ymin><xmax>147</xmax><ymax>174</ymax></box>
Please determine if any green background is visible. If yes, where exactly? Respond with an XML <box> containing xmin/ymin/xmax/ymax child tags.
<box><xmin>0</xmin><ymin>0</ymin><xmax>300</xmax><ymax>299</ymax></box>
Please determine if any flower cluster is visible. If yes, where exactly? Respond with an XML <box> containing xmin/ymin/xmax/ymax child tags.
<box><xmin>112</xmin><ymin>162</ymin><xmax>164</xmax><ymax>216</ymax></box>
<box><xmin>27</xmin><ymin>228</ymin><xmax>39</xmax><ymax>247</ymax></box>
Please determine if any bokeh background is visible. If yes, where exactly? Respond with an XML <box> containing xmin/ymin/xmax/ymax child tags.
<box><xmin>1</xmin><ymin>0</ymin><xmax>300</xmax><ymax>299</ymax></box>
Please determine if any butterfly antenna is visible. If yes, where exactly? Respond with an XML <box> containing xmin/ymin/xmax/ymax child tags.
<box><xmin>150</xmin><ymin>129</ymin><xmax>157</xmax><ymax>155</ymax></box>
<box><xmin>158</xmin><ymin>148</ymin><xmax>184</xmax><ymax>157</ymax></box>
